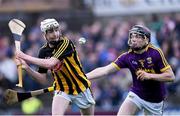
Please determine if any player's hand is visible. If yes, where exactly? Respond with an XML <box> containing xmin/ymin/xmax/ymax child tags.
<box><xmin>15</xmin><ymin>50</ymin><xmax>26</xmax><ymax>59</ymax></box>
<box><xmin>20</xmin><ymin>59</ymin><xmax>29</xmax><ymax>70</ymax></box>
<box><xmin>14</xmin><ymin>58</ymin><xmax>21</xmax><ymax>66</ymax></box>
<box><xmin>15</xmin><ymin>58</ymin><xmax>28</xmax><ymax>70</ymax></box>
<box><xmin>136</xmin><ymin>70</ymin><xmax>151</xmax><ymax>81</ymax></box>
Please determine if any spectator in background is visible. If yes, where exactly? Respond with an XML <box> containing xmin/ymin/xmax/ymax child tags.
<box><xmin>167</xmin><ymin>39</ymin><xmax>180</xmax><ymax>94</ymax></box>
<box><xmin>0</xmin><ymin>36</ymin><xmax>17</xmax><ymax>87</ymax></box>
<box><xmin>0</xmin><ymin>36</ymin><xmax>17</xmax><ymax>109</ymax></box>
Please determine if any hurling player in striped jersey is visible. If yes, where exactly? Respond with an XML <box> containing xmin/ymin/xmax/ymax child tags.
<box><xmin>16</xmin><ymin>18</ymin><xmax>95</xmax><ymax>115</ymax></box>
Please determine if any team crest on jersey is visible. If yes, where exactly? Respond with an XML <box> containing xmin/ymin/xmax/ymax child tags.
<box><xmin>147</xmin><ymin>57</ymin><xmax>152</xmax><ymax>64</ymax></box>
<box><xmin>53</xmin><ymin>60</ymin><xmax>64</xmax><ymax>72</ymax></box>
<box><xmin>138</xmin><ymin>59</ymin><xmax>145</xmax><ymax>67</ymax></box>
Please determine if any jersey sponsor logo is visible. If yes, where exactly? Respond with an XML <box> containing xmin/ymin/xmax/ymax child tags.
<box><xmin>136</xmin><ymin>68</ymin><xmax>155</xmax><ymax>74</ymax></box>
<box><xmin>144</xmin><ymin>68</ymin><xmax>155</xmax><ymax>73</ymax></box>
<box><xmin>132</xmin><ymin>60</ymin><xmax>138</xmax><ymax>65</ymax></box>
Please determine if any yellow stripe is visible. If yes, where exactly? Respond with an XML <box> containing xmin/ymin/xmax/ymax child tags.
<box><xmin>61</xmin><ymin>65</ymin><xmax>78</xmax><ymax>95</ymax></box>
<box><xmin>54</xmin><ymin>39</ymin><xmax>68</xmax><ymax>58</ymax></box>
<box><xmin>76</xmin><ymin>51</ymin><xmax>83</xmax><ymax>67</ymax></box>
<box><xmin>115</xmin><ymin>52</ymin><xmax>126</xmax><ymax>63</ymax></box>
<box><xmin>111</xmin><ymin>62</ymin><xmax>120</xmax><ymax>70</ymax></box>
<box><xmin>157</xmin><ymin>48</ymin><xmax>168</xmax><ymax>66</ymax></box>
<box><xmin>64</xmin><ymin>60</ymin><xmax>84</xmax><ymax>92</ymax></box>
<box><xmin>55</xmin><ymin>39</ymin><xmax>69</xmax><ymax>58</ymax></box>
<box><xmin>53</xmin><ymin>39</ymin><xmax>68</xmax><ymax>58</ymax></box>
<box><xmin>53</xmin><ymin>39</ymin><xmax>67</xmax><ymax>58</ymax></box>
<box><xmin>52</xmin><ymin>72</ymin><xmax>60</xmax><ymax>90</ymax></box>
<box><xmin>75</xmin><ymin>53</ymin><xmax>91</xmax><ymax>87</ymax></box>
<box><xmin>160</xmin><ymin>65</ymin><xmax>171</xmax><ymax>72</ymax></box>
<box><xmin>145</xmin><ymin>43</ymin><xmax>150</xmax><ymax>51</ymax></box>
<box><xmin>128</xmin><ymin>49</ymin><xmax>132</xmax><ymax>53</ymax></box>
<box><xmin>150</xmin><ymin>45</ymin><xmax>167</xmax><ymax>66</ymax></box>
<box><xmin>48</xmin><ymin>86</ymin><xmax>54</xmax><ymax>92</ymax></box>
<box><xmin>149</xmin><ymin>45</ymin><xmax>169</xmax><ymax>66</ymax></box>
<box><xmin>57</xmin><ymin>71</ymin><xmax>69</xmax><ymax>94</ymax></box>
<box><xmin>67</xmin><ymin>55</ymin><xmax>88</xmax><ymax>90</ymax></box>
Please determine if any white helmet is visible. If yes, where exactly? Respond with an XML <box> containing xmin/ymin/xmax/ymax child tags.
<box><xmin>40</xmin><ymin>18</ymin><xmax>59</xmax><ymax>33</ymax></box>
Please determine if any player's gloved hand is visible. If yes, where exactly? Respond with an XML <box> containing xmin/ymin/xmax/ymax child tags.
<box><xmin>136</xmin><ymin>70</ymin><xmax>151</xmax><ymax>81</ymax></box>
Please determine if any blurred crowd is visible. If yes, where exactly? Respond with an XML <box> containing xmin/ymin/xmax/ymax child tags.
<box><xmin>0</xmin><ymin>13</ymin><xmax>180</xmax><ymax>114</ymax></box>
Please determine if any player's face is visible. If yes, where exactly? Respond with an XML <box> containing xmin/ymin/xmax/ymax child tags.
<box><xmin>129</xmin><ymin>33</ymin><xmax>148</xmax><ymax>50</ymax></box>
<box><xmin>45</xmin><ymin>27</ymin><xmax>60</xmax><ymax>42</ymax></box>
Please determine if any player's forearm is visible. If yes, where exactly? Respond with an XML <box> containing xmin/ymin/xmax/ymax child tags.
<box><xmin>86</xmin><ymin>67</ymin><xmax>108</xmax><ymax>80</ymax></box>
<box><xmin>149</xmin><ymin>72</ymin><xmax>175</xmax><ymax>82</ymax></box>
<box><xmin>86</xmin><ymin>64</ymin><xmax>117</xmax><ymax>80</ymax></box>
<box><xmin>25</xmin><ymin>66</ymin><xmax>47</xmax><ymax>84</ymax></box>
<box><xmin>22</xmin><ymin>54</ymin><xmax>53</xmax><ymax>69</ymax></box>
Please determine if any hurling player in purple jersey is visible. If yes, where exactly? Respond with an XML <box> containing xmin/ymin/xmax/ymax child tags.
<box><xmin>86</xmin><ymin>25</ymin><xmax>175</xmax><ymax>115</ymax></box>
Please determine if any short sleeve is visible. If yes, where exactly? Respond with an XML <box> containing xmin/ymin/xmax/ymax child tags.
<box><xmin>155</xmin><ymin>48</ymin><xmax>171</xmax><ymax>72</ymax></box>
<box><xmin>53</xmin><ymin>39</ymin><xmax>75</xmax><ymax>60</ymax></box>
<box><xmin>37</xmin><ymin>48</ymin><xmax>48</xmax><ymax>73</ymax></box>
<box><xmin>112</xmin><ymin>52</ymin><xmax>128</xmax><ymax>70</ymax></box>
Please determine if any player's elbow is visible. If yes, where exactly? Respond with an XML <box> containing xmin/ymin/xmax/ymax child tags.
<box><xmin>39</xmin><ymin>78</ymin><xmax>48</xmax><ymax>85</ymax></box>
<box><xmin>164</xmin><ymin>69</ymin><xmax>175</xmax><ymax>82</ymax></box>
<box><xmin>169</xmin><ymin>75</ymin><xmax>175</xmax><ymax>82</ymax></box>
<box><xmin>166</xmin><ymin>73</ymin><xmax>175</xmax><ymax>82</ymax></box>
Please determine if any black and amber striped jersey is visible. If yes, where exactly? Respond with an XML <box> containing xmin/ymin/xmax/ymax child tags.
<box><xmin>38</xmin><ymin>36</ymin><xmax>91</xmax><ymax>95</ymax></box>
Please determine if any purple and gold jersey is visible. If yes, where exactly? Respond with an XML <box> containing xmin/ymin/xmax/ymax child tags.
<box><xmin>112</xmin><ymin>44</ymin><xmax>171</xmax><ymax>103</ymax></box>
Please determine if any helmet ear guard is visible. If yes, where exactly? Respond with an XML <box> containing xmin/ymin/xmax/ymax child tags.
<box><xmin>144</xmin><ymin>36</ymin><xmax>149</xmax><ymax>45</ymax></box>
<box><xmin>40</xmin><ymin>18</ymin><xmax>59</xmax><ymax>33</ymax></box>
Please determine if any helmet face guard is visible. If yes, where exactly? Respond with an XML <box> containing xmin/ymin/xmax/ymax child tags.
<box><xmin>40</xmin><ymin>18</ymin><xmax>60</xmax><ymax>33</ymax></box>
<box><xmin>128</xmin><ymin>25</ymin><xmax>151</xmax><ymax>51</ymax></box>
<box><xmin>40</xmin><ymin>18</ymin><xmax>60</xmax><ymax>47</ymax></box>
